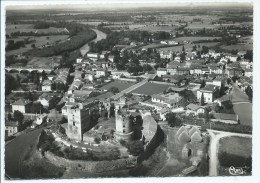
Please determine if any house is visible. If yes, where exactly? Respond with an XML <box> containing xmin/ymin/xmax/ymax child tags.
<box><xmin>5</xmin><ymin>121</ymin><xmax>19</xmax><ymax>137</ymax></box>
<box><xmin>197</xmin><ymin>84</ymin><xmax>219</xmax><ymax>103</ymax></box>
<box><xmin>87</xmin><ymin>52</ymin><xmax>99</xmax><ymax>61</ymax></box>
<box><xmin>100</xmin><ymin>51</ymin><xmax>110</xmax><ymax>59</ymax></box>
<box><xmin>210</xmin><ymin>67</ymin><xmax>223</xmax><ymax>74</ymax></box>
<box><xmin>176</xmin><ymin>68</ymin><xmax>190</xmax><ymax>75</ymax></box>
<box><xmin>186</xmin><ymin>103</ymin><xmax>205</xmax><ymax>116</ymax></box>
<box><xmin>158</xmin><ymin>108</ymin><xmax>171</xmax><ymax>121</ymax></box>
<box><xmin>228</xmin><ymin>68</ymin><xmax>244</xmax><ymax>77</ymax></box>
<box><xmin>244</xmin><ymin>68</ymin><xmax>253</xmax><ymax>78</ymax></box>
<box><xmin>76</xmin><ymin>57</ymin><xmax>83</xmax><ymax>63</ymax></box>
<box><xmin>96</xmin><ymin>68</ymin><xmax>107</xmax><ymax>77</ymax></box>
<box><xmin>37</xmin><ymin>93</ymin><xmax>61</xmax><ymax>109</ymax></box>
<box><xmin>157</xmin><ymin>68</ymin><xmax>167</xmax><ymax>77</ymax></box>
<box><xmin>111</xmin><ymin>70</ymin><xmax>130</xmax><ymax>78</ymax></box>
<box><xmin>225</xmin><ymin>54</ymin><xmax>238</xmax><ymax>62</ymax></box>
<box><xmin>160</xmin><ymin>50</ymin><xmax>173</xmax><ymax>60</ymax></box>
<box><xmin>41</xmin><ymin>80</ymin><xmax>52</xmax><ymax>91</ymax></box>
<box><xmin>151</xmin><ymin>92</ymin><xmax>182</xmax><ymax>108</ymax></box>
<box><xmin>12</xmin><ymin>99</ymin><xmax>32</xmax><ymax>113</ymax></box>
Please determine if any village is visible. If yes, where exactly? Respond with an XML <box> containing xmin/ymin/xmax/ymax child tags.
<box><xmin>4</xmin><ymin>3</ymin><xmax>253</xmax><ymax>179</ymax></box>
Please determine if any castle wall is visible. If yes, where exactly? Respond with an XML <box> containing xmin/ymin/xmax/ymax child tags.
<box><xmin>43</xmin><ymin>151</ymin><xmax>137</xmax><ymax>173</ymax></box>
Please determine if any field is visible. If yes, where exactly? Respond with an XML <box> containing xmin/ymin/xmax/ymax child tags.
<box><xmin>131</xmin><ymin>82</ymin><xmax>171</xmax><ymax>95</ymax></box>
<box><xmin>172</xmin><ymin>36</ymin><xmax>221</xmax><ymax>42</ymax></box>
<box><xmin>222</xmin><ymin>44</ymin><xmax>252</xmax><ymax>51</ymax></box>
<box><xmin>218</xmin><ymin>136</ymin><xmax>252</xmax><ymax>176</ymax></box>
<box><xmin>134</xmin><ymin>25</ymin><xmax>178</xmax><ymax>32</ymax></box>
<box><xmin>158</xmin><ymin>42</ymin><xmax>220</xmax><ymax>52</ymax></box>
<box><xmin>26</xmin><ymin>56</ymin><xmax>62</xmax><ymax>68</ymax></box>
<box><xmin>219</xmin><ymin>136</ymin><xmax>252</xmax><ymax>157</ymax></box>
<box><xmin>99</xmin><ymin>80</ymin><xmax>136</xmax><ymax>92</ymax></box>
<box><xmin>6</xmin><ymin>35</ymin><xmax>69</xmax><ymax>56</ymax></box>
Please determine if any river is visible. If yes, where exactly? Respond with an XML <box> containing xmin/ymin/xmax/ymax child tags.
<box><xmin>80</xmin><ymin>28</ymin><xmax>107</xmax><ymax>56</ymax></box>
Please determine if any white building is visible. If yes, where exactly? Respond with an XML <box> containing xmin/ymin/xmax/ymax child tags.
<box><xmin>186</xmin><ymin>103</ymin><xmax>205</xmax><ymax>116</ymax></box>
<box><xmin>197</xmin><ymin>84</ymin><xmax>219</xmax><ymax>103</ymax></box>
<box><xmin>96</xmin><ymin>69</ymin><xmax>107</xmax><ymax>77</ymax></box>
<box><xmin>12</xmin><ymin>99</ymin><xmax>31</xmax><ymax>113</ymax></box>
<box><xmin>41</xmin><ymin>80</ymin><xmax>52</xmax><ymax>91</ymax></box>
<box><xmin>76</xmin><ymin>57</ymin><xmax>83</xmax><ymax>63</ymax></box>
<box><xmin>157</xmin><ymin>68</ymin><xmax>167</xmax><ymax>77</ymax></box>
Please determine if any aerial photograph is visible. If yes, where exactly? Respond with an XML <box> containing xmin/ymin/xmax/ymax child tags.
<box><xmin>3</xmin><ymin>1</ymin><xmax>253</xmax><ymax>180</ymax></box>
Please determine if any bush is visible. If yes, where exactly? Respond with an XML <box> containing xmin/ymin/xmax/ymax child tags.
<box><xmin>94</xmin><ymin>137</ymin><xmax>101</xmax><ymax>144</ymax></box>
<box><xmin>127</xmin><ymin>140</ymin><xmax>144</xmax><ymax>156</ymax></box>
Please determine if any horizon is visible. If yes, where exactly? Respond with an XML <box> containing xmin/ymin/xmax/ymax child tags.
<box><xmin>5</xmin><ymin>2</ymin><xmax>253</xmax><ymax>11</ymax></box>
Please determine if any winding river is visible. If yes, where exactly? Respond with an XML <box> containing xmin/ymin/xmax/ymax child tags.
<box><xmin>80</xmin><ymin>28</ymin><xmax>107</xmax><ymax>56</ymax></box>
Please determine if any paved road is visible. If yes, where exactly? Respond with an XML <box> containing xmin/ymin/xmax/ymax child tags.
<box><xmin>5</xmin><ymin>128</ymin><xmax>43</xmax><ymax>178</ymax></box>
<box><xmin>230</xmin><ymin>84</ymin><xmax>252</xmax><ymax>126</ymax></box>
<box><xmin>111</xmin><ymin>74</ymin><xmax>156</xmax><ymax>100</ymax></box>
<box><xmin>208</xmin><ymin>130</ymin><xmax>252</xmax><ymax>176</ymax></box>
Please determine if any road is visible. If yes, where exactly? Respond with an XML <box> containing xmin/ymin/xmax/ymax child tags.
<box><xmin>80</xmin><ymin>28</ymin><xmax>107</xmax><ymax>56</ymax></box>
<box><xmin>230</xmin><ymin>84</ymin><xmax>252</xmax><ymax>126</ymax></box>
<box><xmin>208</xmin><ymin>129</ymin><xmax>252</xmax><ymax>176</ymax></box>
<box><xmin>5</xmin><ymin>128</ymin><xmax>43</xmax><ymax>178</ymax></box>
<box><xmin>111</xmin><ymin>74</ymin><xmax>156</xmax><ymax>100</ymax></box>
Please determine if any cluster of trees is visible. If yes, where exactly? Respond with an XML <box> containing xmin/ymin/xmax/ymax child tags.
<box><xmin>179</xmin><ymin>89</ymin><xmax>196</xmax><ymax>107</ymax></box>
<box><xmin>6</xmin><ymin>55</ymin><xmax>29</xmax><ymax>66</ymax></box>
<box><xmin>165</xmin><ymin>112</ymin><xmax>182</xmax><ymax>127</ymax></box>
<box><xmin>51</xmin><ymin>82</ymin><xmax>66</xmax><ymax>91</ymax></box>
<box><xmin>5</xmin><ymin>74</ymin><xmax>19</xmax><ymax>95</ymax></box>
<box><xmin>6</xmin><ymin>40</ymin><xmax>25</xmax><ymax>51</ymax></box>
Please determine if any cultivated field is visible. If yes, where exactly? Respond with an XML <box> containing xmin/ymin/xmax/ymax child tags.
<box><xmin>99</xmin><ymin>80</ymin><xmax>136</xmax><ymax>92</ymax></box>
<box><xmin>6</xmin><ymin>35</ymin><xmax>69</xmax><ymax>56</ymax></box>
<box><xmin>131</xmin><ymin>82</ymin><xmax>171</xmax><ymax>95</ymax></box>
<box><xmin>26</xmin><ymin>56</ymin><xmax>62</xmax><ymax>68</ymax></box>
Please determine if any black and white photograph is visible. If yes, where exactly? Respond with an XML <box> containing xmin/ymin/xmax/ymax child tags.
<box><xmin>1</xmin><ymin>0</ymin><xmax>259</xmax><ymax>182</ymax></box>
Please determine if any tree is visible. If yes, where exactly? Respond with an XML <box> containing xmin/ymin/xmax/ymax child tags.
<box><xmin>201</xmin><ymin>93</ymin><xmax>205</xmax><ymax>106</ymax></box>
<box><xmin>179</xmin><ymin>89</ymin><xmax>196</xmax><ymax>107</ymax></box>
<box><xmin>165</xmin><ymin>112</ymin><xmax>182</xmax><ymax>127</ymax></box>
<box><xmin>245</xmin><ymin>86</ymin><xmax>253</xmax><ymax>102</ymax></box>
<box><xmin>109</xmin><ymin>87</ymin><xmax>119</xmax><ymax>94</ymax></box>
<box><xmin>31</xmin><ymin>102</ymin><xmax>43</xmax><ymax>114</ymax></box>
<box><xmin>31</xmin><ymin>44</ymin><xmax>36</xmax><ymax>49</ymax></box>
<box><xmin>5</xmin><ymin>74</ymin><xmax>19</xmax><ymax>95</ymax></box>
<box><xmin>219</xmin><ymin>82</ymin><xmax>226</xmax><ymax>97</ymax></box>
<box><xmin>204</xmin><ymin>107</ymin><xmax>210</xmax><ymax>123</ymax></box>
<box><xmin>13</xmin><ymin>110</ymin><xmax>24</xmax><ymax>125</ymax></box>
<box><xmin>8</xmin><ymin>113</ymin><xmax>12</xmax><ymax>121</ymax></box>
<box><xmin>127</xmin><ymin>140</ymin><xmax>144</xmax><ymax>156</ymax></box>
<box><xmin>41</xmin><ymin>70</ymin><xmax>48</xmax><ymax>81</ymax></box>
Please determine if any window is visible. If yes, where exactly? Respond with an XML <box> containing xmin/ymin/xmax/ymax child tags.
<box><xmin>73</xmin><ymin>122</ymin><xmax>75</xmax><ymax>126</ymax></box>
<box><xmin>123</xmin><ymin>130</ymin><xmax>126</xmax><ymax>133</ymax></box>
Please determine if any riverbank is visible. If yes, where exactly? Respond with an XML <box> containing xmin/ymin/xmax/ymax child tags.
<box><xmin>80</xmin><ymin>28</ymin><xmax>107</xmax><ymax>56</ymax></box>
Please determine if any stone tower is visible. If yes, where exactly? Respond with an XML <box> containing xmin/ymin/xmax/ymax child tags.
<box><xmin>67</xmin><ymin>104</ymin><xmax>90</xmax><ymax>141</ymax></box>
<box><xmin>114</xmin><ymin>97</ymin><xmax>133</xmax><ymax>141</ymax></box>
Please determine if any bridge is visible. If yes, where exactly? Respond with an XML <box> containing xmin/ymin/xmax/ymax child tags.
<box><xmin>5</xmin><ymin>67</ymin><xmax>52</xmax><ymax>73</ymax></box>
